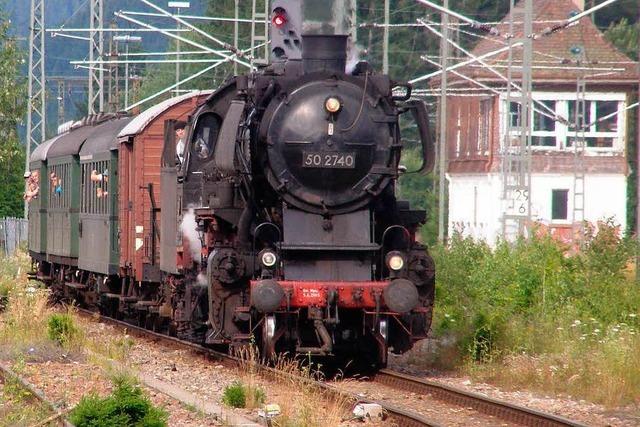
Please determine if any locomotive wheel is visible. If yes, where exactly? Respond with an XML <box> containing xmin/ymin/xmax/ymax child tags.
<box><xmin>261</xmin><ymin>315</ymin><xmax>277</xmax><ymax>361</ymax></box>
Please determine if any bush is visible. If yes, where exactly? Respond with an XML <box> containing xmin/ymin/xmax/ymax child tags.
<box><xmin>69</xmin><ymin>376</ymin><xmax>168</xmax><ymax>427</ymax></box>
<box><xmin>426</xmin><ymin>221</ymin><xmax>640</xmax><ymax>405</ymax></box>
<box><xmin>47</xmin><ymin>313</ymin><xmax>78</xmax><ymax>346</ymax></box>
<box><xmin>222</xmin><ymin>381</ymin><xmax>247</xmax><ymax>408</ymax></box>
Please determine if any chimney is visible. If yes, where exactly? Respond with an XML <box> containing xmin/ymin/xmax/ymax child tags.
<box><xmin>572</xmin><ymin>0</ymin><xmax>584</xmax><ymax>10</ymax></box>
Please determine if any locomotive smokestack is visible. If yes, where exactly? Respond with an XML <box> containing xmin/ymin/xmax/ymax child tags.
<box><xmin>301</xmin><ymin>34</ymin><xmax>348</xmax><ymax>74</ymax></box>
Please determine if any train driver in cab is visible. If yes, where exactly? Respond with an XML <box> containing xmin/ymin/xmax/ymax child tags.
<box><xmin>175</xmin><ymin>121</ymin><xmax>187</xmax><ymax>165</ymax></box>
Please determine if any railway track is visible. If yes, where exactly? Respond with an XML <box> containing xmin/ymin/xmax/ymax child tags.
<box><xmin>75</xmin><ymin>308</ymin><xmax>587</xmax><ymax>427</ymax></box>
<box><xmin>75</xmin><ymin>308</ymin><xmax>436</xmax><ymax>426</ymax></box>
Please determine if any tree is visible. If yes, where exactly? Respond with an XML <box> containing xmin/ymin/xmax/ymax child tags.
<box><xmin>0</xmin><ymin>17</ymin><xmax>26</xmax><ymax>218</ymax></box>
<box><xmin>604</xmin><ymin>18</ymin><xmax>639</xmax><ymax>61</ymax></box>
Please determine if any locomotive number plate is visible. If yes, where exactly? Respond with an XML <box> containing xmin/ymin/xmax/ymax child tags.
<box><xmin>302</xmin><ymin>152</ymin><xmax>356</xmax><ymax>169</ymax></box>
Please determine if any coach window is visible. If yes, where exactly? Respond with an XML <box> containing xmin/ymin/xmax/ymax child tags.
<box><xmin>83</xmin><ymin>161</ymin><xmax>109</xmax><ymax>215</ymax></box>
<box><xmin>191</xmin><ymin>113</ymin><xmax>220</xmax><ymax>160</ymax></box>
<box><xmin>49</xmin><ymin>164</ymin><xmax>68</xmax><ymax>209</ymax></box>
<box><xmin>551</xmin><ymin>189</ymin><xmax>569</xmax><ymax>221</ymax></box>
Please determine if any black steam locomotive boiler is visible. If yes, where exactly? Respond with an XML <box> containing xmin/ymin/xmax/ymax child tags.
<box><xmin>158</xmin><ymin>2</ymin><xmax>436</xmax><ymax>367</ymax></box>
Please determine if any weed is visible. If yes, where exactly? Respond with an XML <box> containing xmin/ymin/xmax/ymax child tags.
<box><xmin>47</xmin><ymin>312</ymin><xmax>78</xmax><ymax>346</ymax></box>
<box><xmin>271</xmin><ymin>356</ymin><xmax>351</xmax><ymax>427</ymax></box>
<box><xmin>0</xmin><ymin>261</ymin><xmax>52</xmax><ymax>360</ymax></box>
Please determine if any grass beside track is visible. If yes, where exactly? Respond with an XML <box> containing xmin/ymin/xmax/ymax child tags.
<box><xmin>2</xmin><ymin>226</ymin><xmax>639</xmax><ymax>411</ymax></box>
<box><xmin>0</xmin><ymin>373</ymin><xmax>54</xmax><ymax>427</ymax></box>
<box><xmin>413</xmin><ymin>220</ymin><xmax>640</xmax><ymax>408</ymax></box>
<box><xmin>0</xmin><ymin>252</ymin><xmax>351</xmax><ymax>426</ymax></box>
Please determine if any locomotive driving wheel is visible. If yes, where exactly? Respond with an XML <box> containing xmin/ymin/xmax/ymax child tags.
<box><xmin>261</xmin><ymin>315</ymin><xmax>277</xmax><ymax>360</ymax></box>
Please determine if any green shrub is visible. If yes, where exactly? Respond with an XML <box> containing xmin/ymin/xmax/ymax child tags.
<box><xmin>425</xmin><ymin>221</ymin><xmax>640</xmax><ymax>405</ymax></box>
<box><xmin>47</xmin><ymin>313</ymin><xmax>78</xmax><ymax>346</ymax></box>
<box><xmin>222</xmin><ymin>381</ymin><xmax>247</xmax><ymax>408</ymax></box>
<box><xmin>69</xmin><ymin>377</ymin><xmax>168</xmax><ymax>427</ymax></box>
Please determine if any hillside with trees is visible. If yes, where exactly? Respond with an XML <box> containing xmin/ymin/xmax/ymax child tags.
<box><xmin>1</xmin><ymin>0</ymin><xmax>637</xmax><ymax>221</ymax></box>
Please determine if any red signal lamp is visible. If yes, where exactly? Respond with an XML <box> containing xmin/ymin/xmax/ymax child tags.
<box><xmin>272</xmin><ymin>8</ymin><xmax>287</xmax><ymax>28</ymax></box>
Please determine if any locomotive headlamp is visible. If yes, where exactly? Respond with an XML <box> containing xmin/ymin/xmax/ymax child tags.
<box><xmin>260</xmin><ymin>250</ymin><xmax>278</xmax><ymax>268</ymax></box>
<box><xmin>325</xmin><ymin>97</ymin><xmax>342</xmax><ymax>113</ymax></box>
<box><xmin>386</xmin><ymin>251</ymin><xmax>405</xmax><ymax>271</ymax></box>
<box><xmin>272</xmin><ymin>8</ymin><xmax>287</xmax><ymax>28</ymax></box>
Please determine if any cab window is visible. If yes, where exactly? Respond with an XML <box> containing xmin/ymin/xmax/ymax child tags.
<box><xmin>191</xmin><ymin>113</ymin><xmax>221</xmax><ymax>160</ymax></box>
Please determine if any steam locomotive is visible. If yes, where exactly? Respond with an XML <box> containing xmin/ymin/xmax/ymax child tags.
<box><xmin>28</xmin><ymin>1</ymin><xmax>435</xmax><ymax>368</ymax></box>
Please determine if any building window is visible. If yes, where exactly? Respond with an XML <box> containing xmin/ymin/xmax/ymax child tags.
<box><xmin>567</xmin><ymin>100</ymin><xmax>618</xmax><ymax>148</ymax></box>
<box><xmin>509</xmin><ymin>101</ymin><xmax>521</xmax><ymax>127</ymax></box>
<box><xmin>551</xmin><ymin>189</ymin><xmax>569</xmax><ymax>220</ymax></box>
<box><xmin>477</xmin><ymin>99</ymin><xmax>491</xmax><ymax>154</ymax></box>
<box><xmin>455</xmin><ymin>109</ymin><xmax>461</xmax><ymax>158</ymax></box>
<box><xmin>532</xmin><ymin>100</ymin><xmax>556</xmax><ymax>147</ymax></box>
<box><xmin>503</xmin><ymin>92</ymin><xmax>625</xmax><ymax>152</ymax></box>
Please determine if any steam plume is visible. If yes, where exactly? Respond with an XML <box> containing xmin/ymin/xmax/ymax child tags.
<box><xmin>180</xmin><ymin>208</ymin><xmax>202</xmax><ymax>263</ymax></box>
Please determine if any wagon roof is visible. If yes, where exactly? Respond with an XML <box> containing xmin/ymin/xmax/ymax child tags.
<box><xmin>47</xmin><ymin>124</ymin><xmax>99</xmax><ymax>159</ymax></box>
<box><xmin>79</xmin><ymin>116</ymin><xmax>134</xmax><ymax>156</ymax></box>
<box><xmin>118</xmin><ymin>90</ymin><xmax>213</xmax><ymax>139</ymax></box>
<box><xmin>30</xmin><ymin>133</ymin><xmax>65</xmax><ymax>163</ymax></box>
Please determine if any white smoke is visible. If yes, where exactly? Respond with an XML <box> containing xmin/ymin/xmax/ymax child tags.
<box><xmin>180</xmin><ymin>208</ymin><xmax>202</xmax><ymax>263</ymax></box>
<box><xmin>346</xmin><ymin>42</ymin><xmax>365</xmax><ymax>74</ymax></box>
<box><xmin>196</xmin><ymin>273</ymin><xmax>208</xmax><ymax>286</ymax></box>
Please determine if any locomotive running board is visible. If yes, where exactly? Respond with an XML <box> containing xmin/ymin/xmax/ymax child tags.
<box><xmin>65</xmin><ymin>281</ymin><xmax>87</xmax><ymax>290</ymax></box>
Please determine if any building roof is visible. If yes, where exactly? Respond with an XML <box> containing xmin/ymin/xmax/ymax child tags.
<box><xmin>446</xmin><ymin>0</ymin><xmax>638</xmax><ymax>86</ymax></box>
<box><xmin>118</xmin><ymin>90</ymin><xmax>213</xmax><ymax>139</ymax></box>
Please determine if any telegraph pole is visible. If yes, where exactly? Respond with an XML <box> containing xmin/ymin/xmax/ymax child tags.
<box><xmin>168</xmin><ymin>2</ymin><xmax>190</xmax><ymax>95</ymax></box>
<box><xmin>234</xmin><ymin>0</ymin><xmax>239</xmax><ymax>75</ymax></box>
<box><xmin>437</xmin><ymin>0</ymin><xmax>449</xmax><ymax>242</ymax></box>
<box><xmin>114</xmin><ymin>35</ymin><xmax>142</xmax><ymax>109</ymax></box>
<box><xmin>57</xmin><ymin>80</ymin><xmax>65</xmax><ymax>126</ymax></box>
<box><xmin>25</xmin><ymin>0</ymin><xmax>46</xmax><ymax>218</ymax></box>
<box><xmin>382</xmin><ymin>0</ymin><xmax>389</xmax><ymax>74</ymax></box>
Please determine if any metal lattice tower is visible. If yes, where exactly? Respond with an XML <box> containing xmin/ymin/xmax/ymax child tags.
<box><xmin>572</xmin><ymin>61</ymin><xmax>587</xmax><ymax>242</ymax></box>
<box><xmin>250</xmin><ymin>0</ymin><xmax>269</xmax><ymax>66</ymax></box>
<box><xmin>501</xmin><ymin>0</ymin><xmax>533</xmax><ymax>240</ymax></box>
<box><xmin>88</xmin><ymin>0</ymin><xmax>104</xmax><ymax>114</ymax></box>
<box><xmin>25</xmin><ymin>0</ymin><xmax>46</xmax><ymax>218</ymax></box>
